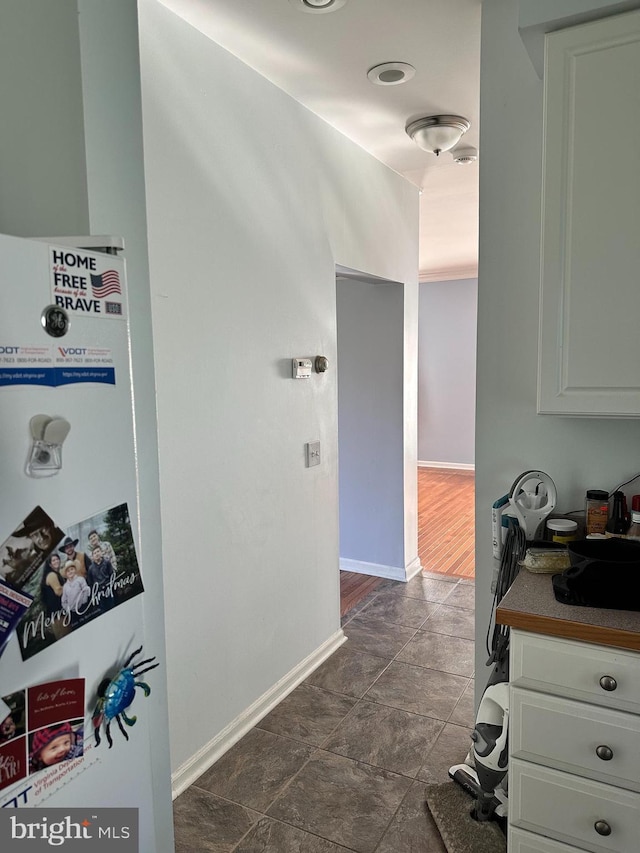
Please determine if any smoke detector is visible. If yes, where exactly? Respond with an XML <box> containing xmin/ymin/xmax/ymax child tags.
<box><xmin>452</xmin><ymin>147</ymin><xmax>478</xmax><ymax>164</ymax></box>
<box><xmin>289</xmin><ymin>0</ymin><xmax>347</xmax><ymax>12</ymax></box>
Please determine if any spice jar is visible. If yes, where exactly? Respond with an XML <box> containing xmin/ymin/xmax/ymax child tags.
<box><xmin>585</xmin><ymin>490</ymin><xmax>609</xmax><ymax>535</ymax></box>
<box><xmin>546</xmin><ymin>518</ymin><xmax>579</xmax><ymax>544</ymax></box>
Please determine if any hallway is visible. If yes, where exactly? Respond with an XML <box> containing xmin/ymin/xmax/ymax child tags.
<box><xmin>173</xmin><ymin>571</ymin><xmax>475</xmax><ymax>852</ymax></box>
<box><xmin>418</xmin><ymin>467</ymin><xmax>475</xmax><ymax>579</ymax></box>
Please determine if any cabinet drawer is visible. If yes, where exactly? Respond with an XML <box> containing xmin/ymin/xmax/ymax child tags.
<box><xmin>510</xmin><ymin>758</ymin><xmax>640</xmax><ymax>853</ymax></box>
<box><xmin>511</xmin><ymin>632</ymin><xmax>640</xmax><ymax>713</ymax></box>
<box><xmin>509</xmin><ymin>827</ymin><xmax>585</xmax><ymax>853</ymax></box>
<box><xmin>511</xmin><ymin>687</ymin><xmax>640</xmax><ymax>791</ymax></box>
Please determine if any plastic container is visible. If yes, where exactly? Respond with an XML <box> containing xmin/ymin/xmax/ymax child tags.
<box><xmin>520</xmin><ymin>548</ymin><xmax>571</xmax><ymax>573</ymax></box>
<box><xmin>585</xmin><ymin>490</ymin><xmax>609</xmax><ymax>535</ymax></box>
<box><xmin>546</xmin><ymin>518</ymin><xmax>579</xmax><ymax>544</ymax></box>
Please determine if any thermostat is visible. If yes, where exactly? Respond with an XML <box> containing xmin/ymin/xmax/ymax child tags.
<box><xmin>292</xmin><ymin>357</ymin><xmax>312</xmax><ymax>379</ymax></box>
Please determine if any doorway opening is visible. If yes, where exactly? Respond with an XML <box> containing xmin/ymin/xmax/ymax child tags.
<box><xmin>418</xmin><ymin>466</ymin><xmax>475</xmax><ymax>578</ymax></box>
<box><xmin>335</xmin><ymin>266</ymin><xmax>409</xmax><ymax>617</ymax></box>
<box><xmin>417</xmin><ymin>276</ymin><xmax>477</xmax><ymax>580</ymax></box>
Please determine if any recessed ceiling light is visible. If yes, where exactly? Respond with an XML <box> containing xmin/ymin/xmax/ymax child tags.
<box><xmin>367</xmin><ymin>62</ymin><xmax>416</xmax><ymax>86</ymax></box>
<box><xmin>289</xmin><ymin>0</ymin><xmax>347</xmax><ymax>13</ymax></box>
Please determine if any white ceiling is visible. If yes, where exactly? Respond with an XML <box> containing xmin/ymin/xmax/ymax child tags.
<box><xmin>157</xmin><ymin>0</ymin><xmax>482</xmax><ymax>281</ymax></box>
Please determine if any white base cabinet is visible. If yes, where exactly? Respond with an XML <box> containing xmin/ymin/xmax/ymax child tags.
<box><xmin>508</xmin><ymin>631</ymin><xmax>640</xmax><ymax>852</ymax></box>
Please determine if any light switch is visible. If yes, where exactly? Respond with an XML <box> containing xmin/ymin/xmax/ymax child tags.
<box><xmin>305</xmin><ymin>441</ymin><xmax>321</xmax><ymax>467</ymax></box>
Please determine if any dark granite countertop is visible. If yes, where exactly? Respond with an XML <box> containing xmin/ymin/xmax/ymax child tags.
<box><xmin>495</xmin><ymin>569</ymin><xmax>640</xmax><ymax>652</ymax></box>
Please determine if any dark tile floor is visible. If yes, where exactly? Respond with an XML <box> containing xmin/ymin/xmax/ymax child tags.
<box><xmin>173</xmin><ymin>572</ymin><xmax>476</xmax><ymax>853</ymax></box>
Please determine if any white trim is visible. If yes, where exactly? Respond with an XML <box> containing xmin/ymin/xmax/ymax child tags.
<box><xmin>404</xmin><ymin>556</ymin><xmax>423</xmax><ymax>581</ymax></box>
<box><xmin>418</xmin><ymin>266</ymin><xmax>478</xmax><ymax>283</ymax></box>
<box><xmin>339</xmin><ymin>557</ymin><xmax>419</xmax><ymax>582</ymax></box>
<box><xmin>418</xmin><ymin>460</ymin><xmax>475</xmax><ymax>471</ymax></box>
<box><xmin>170</xmin><ymin>628</ymin><xmax>347</xmax><ymax>799</ymax></box>
<box><xmin>335</xmin><ymin>264</ymin><xmax>402</xmax><ymax>285</ymax></box>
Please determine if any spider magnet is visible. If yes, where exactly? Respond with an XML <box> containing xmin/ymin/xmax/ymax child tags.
<box><xmin>91</xmin><ymin>646</ymin><xmax>159</xmax><ymax>748</ymax></box>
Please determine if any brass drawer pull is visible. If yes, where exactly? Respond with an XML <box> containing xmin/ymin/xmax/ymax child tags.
<box><xmin>596</xmin><ymin>745</ymin><xmax>613</xmax><ymax>761</ymax></box>
<box><xmin>594</xmin><ymin>820</ymin><xmax>611</xmax><ymax>836</ymax></box>
<box><xmin>599</xmin><ymin>675</ymin><xmax>617</xmax><ymax>692</ymax></box>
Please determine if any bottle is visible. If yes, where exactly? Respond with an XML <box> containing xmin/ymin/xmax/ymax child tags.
<box><xmin>606</xmin><ymin>491</ymin><xmax>629</xmax><ymax>535</ymax></box>
<box><xmin>622</xmin><ymin>493</ymin><xmax>631</xmax><ymax>530</ymax></box>
<box><xmin>627</xmin><ymin>495</ymin><xmax>640</xmax><ymax>540</ymax></box>
<box><xmin>585</xmin><ymin>490</ymin><xmax>609</xmax><ymax>535</ymax></box>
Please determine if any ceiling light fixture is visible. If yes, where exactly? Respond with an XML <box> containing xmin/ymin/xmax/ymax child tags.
<box><xmin>367</xmin><ymin>62</ymin><xmax>415</xmax><ymax>86</ymax></box>
<box><xmin>289</xmin><ymin>0</ymin><xmax>347</xmax><ymax>13</ymax></box>
<box><xmin>405</xmin><ymin>115</ymin><xmax>471</xmax><ymax>156</ymax></box>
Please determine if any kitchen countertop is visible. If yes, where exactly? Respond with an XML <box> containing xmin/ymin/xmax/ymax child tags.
<box><xmin>496</xmin><ymin>568</ymin><xmax>640</xmax><ymax>652</ymax></box>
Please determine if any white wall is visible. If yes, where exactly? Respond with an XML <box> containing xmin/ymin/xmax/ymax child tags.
<box><xmin>337</xmin><ymin>276</ymin><xmax>405</xmax><ymax>573</ymax></box>
<box><xmin>138</xmin><ymin>0</ymin><xmax>419</xmax><ymax>780</ymax></box>
<box><xmin>0</xmin><ymin>0</ymin><xmax>89</xmax><ymax>236</ymax></box>
<box><xmin>476</xmin><ymin>0</ymin><xmax>640</xmax><ymax>686</ymax></box>
<box><xmin>418</xmin><ymin>279</ymin><xmax>477</xmax><ymax>466</ymax></box>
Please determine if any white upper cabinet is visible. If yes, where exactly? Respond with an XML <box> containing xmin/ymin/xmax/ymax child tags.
<box><xmin>538</xmin><ymin>10</ymin><xmax>640</xmax><ymax>416</ymax></box>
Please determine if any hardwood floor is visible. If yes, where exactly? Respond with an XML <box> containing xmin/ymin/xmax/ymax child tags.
<box><xmin>339</xmin><ymin>572</ymin><xmax>385</xmax><ymax>617</ymax></box>
<box><xmin>339</xmin><ymin>466</ymin><xmax>475</xmax><ymax>615</ymax></box>
<box><xmin>418</xmin><ymin>466</ymin><xmax>475</xmax><ymax>579</ymax></box>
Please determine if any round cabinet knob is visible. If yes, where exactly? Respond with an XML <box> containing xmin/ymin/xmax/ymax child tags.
<box><xmin>599</xmin><ymin>675</ymin><xmax>617</xmax><ymax>692</ymax></box>
<box><xmin>596</xmin><ymin>745</ymin><xmax>614</xmax><ymax>761</ymax></box>
<box><xmin>594</xmin><ymin>820</ymin><xmax>612</xmax><ymax>837</ymax></box>
<box><xmin>315</xmin><ymin>355</ymin><xmax>329</xmax><ymax>373</ymax></box>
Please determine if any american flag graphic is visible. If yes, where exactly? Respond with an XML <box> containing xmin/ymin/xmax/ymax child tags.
<box><xmin>90</xmin><ymin>270</ymin><xmax>122</xmax><ymax>299</ymax></box>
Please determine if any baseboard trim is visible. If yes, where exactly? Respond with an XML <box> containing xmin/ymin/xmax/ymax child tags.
<box><xmin>170</xmin><ymin>628</ymin><xmax>347</xmax><ymax>799</ymax></box>
<box><xmin>339</xmin><ymin>557</ymin><xmax>419</xmax><ymax>582</ymax></box>
<box><xmin>405</xmin><ymin>556</ymin><xmax>423</xmax><ymax>581</ymax></box>
<box><xmin>418</xmin><ymin>460</ymin><xmax>475</xmax><ymax>471</ymax></box>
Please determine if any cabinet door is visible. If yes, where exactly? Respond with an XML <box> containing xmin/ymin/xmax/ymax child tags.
<box><xmin>538</xmin><ymin>10</ymin><xmax>640</xmax><ymax>416</ymax></box>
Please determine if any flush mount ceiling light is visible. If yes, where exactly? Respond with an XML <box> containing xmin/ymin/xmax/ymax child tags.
<box><xmin>406</xmin><ymin>115</ymin><xmax>471</xmax><ymax>156</ymax></box>
<box><xmin>367</xmin><ymin>62</ymin><xmax>415</xmax><ymax>86</ymax></box>
<box><xmin>289</xmin><ymin>0</ymin><xmax>347</xmax><ymax>12</ymax></box>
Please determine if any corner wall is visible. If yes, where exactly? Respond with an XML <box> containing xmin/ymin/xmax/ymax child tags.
<box><xmin>139</xmin><ymin>0</ymin><xmax>419</xmax><ymax>779</ymax></box>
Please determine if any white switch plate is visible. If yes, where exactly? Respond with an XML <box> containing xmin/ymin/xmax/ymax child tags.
<box><xmin>305</xmin><ymin>441</ymin><xmax>321</xmax><ymax>467</ymax></box>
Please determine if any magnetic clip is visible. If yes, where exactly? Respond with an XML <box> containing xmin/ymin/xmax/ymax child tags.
<box><xmin>26</xmin><ymin>414</ymin><xmax>71</xmax><ymax>478</ymax></box>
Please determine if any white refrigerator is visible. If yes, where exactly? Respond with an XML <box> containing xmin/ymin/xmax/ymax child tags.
<box><xmin>0</xmin><ymin>232</ymin><xmax>172</xmax><ymax>849</ymax></box>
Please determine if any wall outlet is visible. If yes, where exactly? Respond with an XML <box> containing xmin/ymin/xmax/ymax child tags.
<box><xmin>305</xmin><ymin>441</ymin><xmax>321</xmax><ymax>467</ymax></box>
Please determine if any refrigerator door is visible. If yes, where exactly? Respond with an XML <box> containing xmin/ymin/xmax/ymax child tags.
<box><xmin>0</xmin><ymin>233</ymin><xmax>166</xmax><ymax>847</ymax></box>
